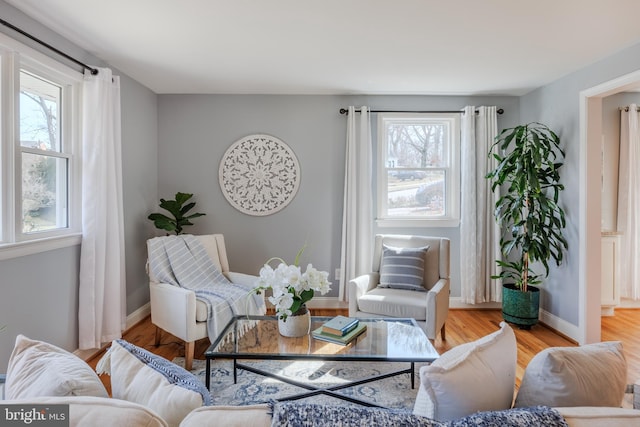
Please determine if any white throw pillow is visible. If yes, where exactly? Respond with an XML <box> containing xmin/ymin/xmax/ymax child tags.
<box><xmin>7</xmin><ymin>396</ymin><xmax>168</xmax><ymax>427</ymax></box>
<box><xmin>101</xmin><ymin>339</ymin><xmax>211</xmax><ymax>427</ymax></box>
<box><xmin>5</xmin><ymin>334</ymin><xmax>108</xmax><ymax>399</ymax></box>
<box><xmin>514</xmin><ymin>341</ymin><xmax>627</xmax><ymax>408</ymax></box>
<box><xmin>413</xmin><ymin>322</ymin><xmax>516</xmax><ymax>421</ymax></box>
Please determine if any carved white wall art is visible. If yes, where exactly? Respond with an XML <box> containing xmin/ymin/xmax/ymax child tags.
<box><xmin>219</xmin><ymin>134</ymin><xmax>300</xmax><ymax>216</ymax></box>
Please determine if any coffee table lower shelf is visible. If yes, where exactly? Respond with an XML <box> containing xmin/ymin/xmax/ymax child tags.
<box><xmin>205</xmin><ymin>357</ymin><xmax>417</xmax><ymax>408</ymax></box>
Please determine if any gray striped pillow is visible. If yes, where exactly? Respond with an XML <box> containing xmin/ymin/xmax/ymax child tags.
<box><xmin>378</xmin><ymin>245</ymin><xmax>429</xmax><ymax>291</ymax></box>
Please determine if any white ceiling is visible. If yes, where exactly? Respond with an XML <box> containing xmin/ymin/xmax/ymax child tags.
<box><xmin>7</xmin><ymin>0</ymin><xmax>640</xmax><ymax>96</ymax></box>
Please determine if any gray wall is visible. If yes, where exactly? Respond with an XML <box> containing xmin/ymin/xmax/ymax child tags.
<box><xmin>157</xmin><ymin>94</ymin><xmax>520</xmax><ymax>298</ymax></box>
<box><xmin>0</xmin><ymin>0</ymin><xmax>158</xmax><ymax>369</ymax></box>
<box><xmin>520</xmin><ymin>42</ymin><xmax>640</xmax><ymax>326</ymax></box>
<box><xmin>120</xmin><ymin>74</ymin><xmax>160</xmax><ymax>314</ymax></box>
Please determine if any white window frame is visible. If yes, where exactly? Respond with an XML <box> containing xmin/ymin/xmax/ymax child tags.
<box><xmin>0</xmin><ymin>32</ymin><xmax>82</xmax><ymax>260</ymax></box>
<box><xmin>376</xmin><ymin>112</ymin><xmax>460</xmax><ymax>228</ymax></box>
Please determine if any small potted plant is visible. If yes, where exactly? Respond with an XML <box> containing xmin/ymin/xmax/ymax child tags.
<box><xmin>148</xmin><ymin>192</ymin><xmax>205</xmax><ymax>235</ymax></box>
<box><xmin>486</xmin><ymin>122</ymin><xmax>568</xmax><ymax>328</ymax></box>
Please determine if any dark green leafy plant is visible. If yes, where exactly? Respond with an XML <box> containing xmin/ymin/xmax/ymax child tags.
<box><xmin>148</xmin><ymin>192</ymin><xmax>205</xmax><ymax>235</ymax></box>
<box><xmin>486</xmin><ymin>122</ymin><xmax>568</xmax><ymax>292</ymax></box>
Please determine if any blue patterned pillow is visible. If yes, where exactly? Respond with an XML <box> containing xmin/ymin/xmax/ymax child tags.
<box><xmin>270</xmin><ymin>402</ymin><xmax>445</xmax><ymax>427</ymax></box>
<box><xmin>378</xmin><ymin>245</ymin><xmax>429</xmax><ymax>291</ymax></box>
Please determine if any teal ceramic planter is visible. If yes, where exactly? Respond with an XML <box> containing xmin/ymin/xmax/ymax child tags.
<box><xmin>502</xmin><ymin>284</ymin><xmax>540</xmax><ymax>329</ymax></box>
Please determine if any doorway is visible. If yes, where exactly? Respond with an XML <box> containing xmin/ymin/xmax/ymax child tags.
<box><xmin>580</xmin><ymin>69</ymin><xmax>640</xmax><ymax>344</ymax></box>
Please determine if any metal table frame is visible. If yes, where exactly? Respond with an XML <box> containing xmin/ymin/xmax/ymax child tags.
<box><xmin>204</xmin><ymin>316</ymin><xmax>438</xmax><ymax>407</ymax></box>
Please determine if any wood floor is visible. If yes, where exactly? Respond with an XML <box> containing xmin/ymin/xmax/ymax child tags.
<box><xmin>87</xmin><ymin>308</ymin><xmax>640</xmax><ymax>396</ymax></box>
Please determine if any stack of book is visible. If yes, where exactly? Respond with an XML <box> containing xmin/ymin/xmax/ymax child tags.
<box><xmin>312</xmin><ymin>316</ymin><xmax>367</xmax><ymax>345</ymax></box>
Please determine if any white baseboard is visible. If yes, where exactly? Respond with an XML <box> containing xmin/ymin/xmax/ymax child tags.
<box><xmin>126</xmin><ymin>302</ymin><xmax>151</xmax><ymax>330</ymax></box>
<box><xmin>602</xmin><ymin>306</ymin><xmax>615</xmax><ymax>316</ymax></box>
<box><xmin>619</xmin><ymin>298</ymin><xmax>640</xmax><ymax>309</ymax></box>
<box><xmin>538</xmin><ymin>308</ymin><xmax>579</xmax><ymax>342</ymax></box>
<box><xmin>74</xmin><ymin>303</ymin><xmax>151</xmax><ymax>359</ymax></box>
<box><xmin>448</xmin><ymin>297</ymin><xmax>501</xmax><ymax>309</ymax></box>
<box><xmin>307</xmin><ymin>297</ymin><xmax>348</xmax><ymax>309</ymax></box>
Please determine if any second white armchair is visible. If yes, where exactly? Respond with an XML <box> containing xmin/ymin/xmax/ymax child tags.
<box><xmin>348</xmin><ymin>234</ymin><xmax>450</xmax><ymax>340</ymax></box>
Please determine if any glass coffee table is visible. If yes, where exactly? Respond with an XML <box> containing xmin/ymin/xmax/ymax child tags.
<box><xmin>204</xmin><ymin>315</ymin><xmax>439</xmax><ymax>407</ymax></box>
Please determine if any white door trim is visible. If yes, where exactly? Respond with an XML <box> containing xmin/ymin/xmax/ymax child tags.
<box><xmin>579</xmin><ymin>69</ymin><xmax>640</xmax><ymax>344</ymax></box>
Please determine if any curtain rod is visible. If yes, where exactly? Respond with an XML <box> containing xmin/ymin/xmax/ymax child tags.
<box><xmin>619</xmin><ymin>106</ymin><xmax>640</xmax><ymax>112</ymax></box>
<box><xmin>0</xmin><ymin>18</ymin><xmax>98</xmax><ymax>75</ymax></box>
<box><xmin>339</xmin><ymin>107</ymin><xmax>504</xmax><ymax>115</ymax></box>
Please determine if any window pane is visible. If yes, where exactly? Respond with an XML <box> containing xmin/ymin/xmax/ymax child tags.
<box><xmin>387</xmin><ymin>170</ymin><xmax>445</xmax><ymax>218</ymax></box>
<box><xmin>20</xmin><ymin>71</ymin><xmax>61</xmax><ymax>152</ymax></box>
<box><xmin>414</xmin><ymin>171</ymin><xmax>445</xmax><ymax>216</ymax></box>
<box><xmin>22</xmin><ymin>153</ymin><xmax>68</xmax><ymax>233</ymax></box>
<box><xmin>386</xmin><ymin>123</ymin><xmax>448</xmax><ymax>168</ymax></box>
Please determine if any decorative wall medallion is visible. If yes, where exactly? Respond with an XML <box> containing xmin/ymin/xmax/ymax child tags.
<box><xmin>219</xmin><ymin>134</ymin><xmax>300</xmax><ymax>216</ymax></box>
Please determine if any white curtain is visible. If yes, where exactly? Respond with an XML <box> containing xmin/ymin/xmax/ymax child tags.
<box><xmin>617</xmin><ymin>104</ymin><xmax>640</xmax><ymax>300</ymax></box>
<box><xmin>459</xmin><ymin>106</ymin><xmax>501</xmax><ymax>303</ymax></box>
<box><xmin>339</xmin><ymin>106</ymin><xmax>373</xmax><ymax>300</ymax></box>
<box><xmin>78</xmin><ymin>67</ymin><xmax>126</xmax><ymax>349</ymax></box>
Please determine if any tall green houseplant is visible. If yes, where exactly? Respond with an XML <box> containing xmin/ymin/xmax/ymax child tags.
<box><xmin>486</xmin><ymin>122</ymin><xmax>568</xmax><ymax>328</ymax></box>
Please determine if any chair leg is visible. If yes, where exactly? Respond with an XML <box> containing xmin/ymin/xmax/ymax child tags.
<box><xmin>154</xmin><ymin>326</ymin><xmax>162</xmax><ymax>346</ymax></box>
<box><xmin>184</xmin><ymin>341</ymin><xmax>195</xmax><ymax>371</ymax></box>
<box><xmin>440</xmin><ymin>323</ymin><xmax>446</xmax><ymax>341</ymax></box>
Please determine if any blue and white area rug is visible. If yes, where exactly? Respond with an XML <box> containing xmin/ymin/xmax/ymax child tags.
<box><xmin>173</xmin><ymin>357</ymin><xmax>425</xmax><ymax>409</ymax></box>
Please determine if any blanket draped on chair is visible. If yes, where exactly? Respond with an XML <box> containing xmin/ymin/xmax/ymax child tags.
<box><xmin>147</xmin><ymin>235</ymin><xmax>265</xmax><ymax>343</ymax></box>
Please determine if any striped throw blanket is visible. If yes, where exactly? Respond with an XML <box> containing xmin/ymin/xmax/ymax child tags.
<box><xmin>147</xmin><ymin>234</ymin><xmax>265</xmax><ymax>343</ymax></box>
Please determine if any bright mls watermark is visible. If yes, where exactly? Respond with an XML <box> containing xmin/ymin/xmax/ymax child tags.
<box><xmin>0</xmin><ymin>405</ymin><xmax>68</xmax><ymax>426</ymax></box>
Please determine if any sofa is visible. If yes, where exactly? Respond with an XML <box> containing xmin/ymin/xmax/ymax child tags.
<box><xmin>2</xmin><ymin>329</ymin><xmax>640</xmax><ymax>427</ymax></box>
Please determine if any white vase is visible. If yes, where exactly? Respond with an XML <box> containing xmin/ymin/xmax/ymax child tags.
<box><xmin>278</xmin><ymin>305</ymin><xmax>311</xmax><ymax>337</ymax></box>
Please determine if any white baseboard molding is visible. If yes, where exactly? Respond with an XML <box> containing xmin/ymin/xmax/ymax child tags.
<box><xmin>448</xmin><ymin>297</ymin><xmax>501</xmax><ymax>309</ymax></box>
<box><xmin>619</xmin><ymin>298</ymin><xmax>640</xmax><ymax>309</ymax></box>
<box><xmin>601</xmin><ymin>306</ymin><xmax>615</xmax><ymax>316</ymax></box>
<box><xmin>538</xmin><ymin>308</ymin><xmax>579</xmax><ymax>343</ymax></box>
<box><xmin>126</xmin><ymin>302</ymin><xmax>151</xmax><ymax>330</ymax></box>
<box><xmin>74</xmin><ymin>303</ymin><xmax>151</xmax><ymax>359</ymax></box>
<box><xmin>307</xmin><ymin>297</ymin><xmax>348</xmax><ymax>309</ymax></box>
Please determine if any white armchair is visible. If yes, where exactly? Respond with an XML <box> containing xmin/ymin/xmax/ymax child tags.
<box><xmin>146</xmin><ymin>234</ymin><xmax>258</xmax><ymax>370</ymax></box>
<box><xmin>348</xmin><ymin>234</ymin><xmax>450</xmax><ymax>340</ymax></box>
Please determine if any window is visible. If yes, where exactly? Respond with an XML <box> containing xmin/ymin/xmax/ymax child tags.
<box><xmin>0</xmin><ymin>34</ymin><xmax>82</xmax><ymax>258</ymax></box>
<box><xmin>20</xmin><ymin>71</ymin><xmax>69</xmax><ymax>233</ymax></box>
<box><xmin>377</xmin><ymin>113</ymin><xmax>460</xmax><ymax>227</ymax></box>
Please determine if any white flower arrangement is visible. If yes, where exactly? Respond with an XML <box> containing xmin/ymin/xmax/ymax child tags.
<box><xmin>254</xmin><ymin>246</ymin><xmax>331</xmax><ymax>321</ymax></box>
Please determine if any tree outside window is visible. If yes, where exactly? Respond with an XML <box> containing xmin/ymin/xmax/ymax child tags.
<box><xmin>20</xmin><ymin>71</ymin><xmax>68</xmax><ymax>233</ymax></box>
<box><xmin>377</xmin><ymin>113</ymin><xmax>460</xmax><ymax>226</ymax></box>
